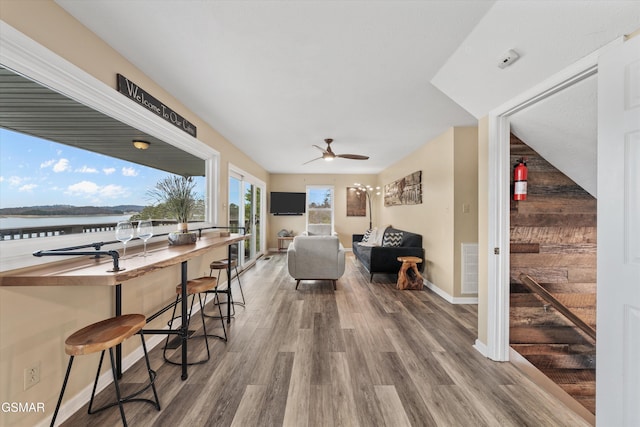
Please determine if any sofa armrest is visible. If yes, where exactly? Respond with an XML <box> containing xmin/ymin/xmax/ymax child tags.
<box><xmin>352</xmin><ymin>234</ymin><xmax>364</xmax><ymax>244</ymax></box>
<box><xmin>286</xmin><ymin>245</ymin><xmax>297</xmax><ymax>276</ymax></box>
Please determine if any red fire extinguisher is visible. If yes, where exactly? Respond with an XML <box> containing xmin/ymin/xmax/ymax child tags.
<box><xmin>513</xmin><ymin>158</ymin><xmax>528</xmax><ymax>201</ymax></box>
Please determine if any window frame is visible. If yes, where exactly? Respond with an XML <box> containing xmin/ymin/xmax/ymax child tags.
<box><xmin>0</xmin><ymin>22</ymin><xmax>219</xmax><ymax>271</ymax></box>
<box><xmin>305</xmin><ymin>185</ymin><xmax>335</xmax><ymax>236</ymax></box>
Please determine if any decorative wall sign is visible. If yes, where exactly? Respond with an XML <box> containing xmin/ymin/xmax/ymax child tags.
<box><xmin>346</xmin><ymin>187</ymin><xmax>366</xmax><ymax>216</ymax></box>
<box><xmin>116</xmin><ymin>74</ymin><xmax>197</xmax><ymax>137</ymax></box>
<box><xmin>384</xmin><ymin>170</ymin><xmax>422</xmax><ymax>206</ymax></box>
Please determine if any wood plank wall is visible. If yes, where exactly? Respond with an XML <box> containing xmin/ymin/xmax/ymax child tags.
<box><xmin>509</xmin><ymin>134</ymin><xmax>597</xmax><ymax>414</ymax></box>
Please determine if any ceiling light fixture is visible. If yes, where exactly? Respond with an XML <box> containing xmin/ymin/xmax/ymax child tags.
<box><xmin>132</xmin><ymin>140</ymin><xmax>150</xmax><ymax>150</ymax></box>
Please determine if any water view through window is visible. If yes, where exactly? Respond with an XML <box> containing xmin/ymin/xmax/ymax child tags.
<box><xmin>0</xmin><ymin>128</ymin><xmax>205</xmax><ymax>238</ymax></box>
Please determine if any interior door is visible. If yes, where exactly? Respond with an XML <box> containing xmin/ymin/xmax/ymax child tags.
<box><xmin>596</xmin><ymin>34</ymin><xmax>640</xmax><ymax>425</ymax></box>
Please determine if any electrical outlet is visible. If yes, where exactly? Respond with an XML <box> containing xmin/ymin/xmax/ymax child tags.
<box><xmin>23</xmin><ymin>363</ymin><xmax>40</xmax><ymax>390</ymax></box>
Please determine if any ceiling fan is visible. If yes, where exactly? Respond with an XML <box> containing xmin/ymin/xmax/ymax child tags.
<box><xmin>304</xmin><ymin>138</ymin><xmax>369</xmax><ymax>164</ymax></box>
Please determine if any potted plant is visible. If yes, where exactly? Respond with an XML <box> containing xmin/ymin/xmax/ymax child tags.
<box><xmin>148</xmin><ymin>175</ymin><xmax>198</xmax><ymax>245</ymax></box>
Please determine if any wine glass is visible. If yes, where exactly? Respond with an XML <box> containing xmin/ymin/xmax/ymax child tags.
<box><xmin>137</xmin><ymin>220</ymin><xmax>154</xmax><ymax>257</ymax></box>
<box><xmin>115</xmin><ymin>220</ymin><xmax>134</xmax><ymax>260</ymax></box>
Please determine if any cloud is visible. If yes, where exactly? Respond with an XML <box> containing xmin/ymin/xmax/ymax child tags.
<box><xmin>122</xmin><ymin>167</ymin><xmax>138</xmax><ymax>177</ymax></box>
<box><xmin>100</xmin><ymin>184</ymin><xmax>129</xmax><ymax>199</ymax></box>
<box><xmin>66</xmin><ymin>181</ymin><xmax>128</xmax><ymax>201</ymax></box>
<box><xmin>67</xmin><ymin>181</ymin><xmax>99</xmax><ymax>195</ymax></box>
<box><xmin>53</xmin><ymin>158</ymin><xmax>70</xmax><ymax>173</ymax></box>
<box><xmin>19</xmin><ymin>184</ymin><xmax>38</xmax><ymax>192</ymax></box>
<box><xmin>7</xmin><ymin>176</ymin><xmax>23</xmax><ymax>186</ymax></box>
<box><xmin>75</xmin><ymin>166</ymin><xmax>98</xmax><ymax>174</ymax></box>
<box><xmin>40</xmin><ymin>159</ymin><xmax>55</xmax><ymax>168</ymax></box>
<box><xmin>0</xmin><ymin>176</ymin><xmax>4</xmax><ymax>183</ymax></box>
<box><xmin>103</xmin><ymin>167</ymin><xmax>116</xmax><ymax>175</ymax></box>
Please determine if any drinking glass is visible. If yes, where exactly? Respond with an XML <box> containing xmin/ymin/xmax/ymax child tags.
<box><xmin>115</xmin><ymin>220</ymin><xmax>134</xmax><ymax>259</ymax></box>
<box><xmin>137</xmin><ymin>220</ymin><xmax>154</xmax><ymax>257</ymax></box>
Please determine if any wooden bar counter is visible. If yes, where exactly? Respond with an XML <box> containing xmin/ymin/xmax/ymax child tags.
<box><xmin>0</xmin><ymin>233</ymin><xmax>248</xmax><ymax>287</ymax></box>
<box><xmin>0</xmin><ymin>232</ymin><xmax>249</xmax><ymax>380</ymax></box>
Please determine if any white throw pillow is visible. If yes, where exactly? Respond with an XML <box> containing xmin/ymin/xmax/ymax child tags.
<box><xmin>361</xmin><ymin>228</ymin><xmax>374</xmax><ymax>243</ymax></box>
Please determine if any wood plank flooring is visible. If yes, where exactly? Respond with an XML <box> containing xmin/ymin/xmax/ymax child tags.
<box><xmin>59</xmin><ymin>253</ymin><xmax>590</xmax><ymax>426</ymax></box>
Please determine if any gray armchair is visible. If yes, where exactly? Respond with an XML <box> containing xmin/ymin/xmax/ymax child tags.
<box><xmin>287</xmin><ymin>235</ymin><xmax>345</xmax><ymax>290</ymax></box>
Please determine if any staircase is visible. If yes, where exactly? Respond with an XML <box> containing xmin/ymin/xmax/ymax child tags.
<box><xmin>509</xmin><ymin>135</ymin><xmax>596</xmax><ymax>415</ymax></box>
<box><xmin>510</xmin><ymin>279</ymin><xmax>596</xmax><ymax>414</ymax></box>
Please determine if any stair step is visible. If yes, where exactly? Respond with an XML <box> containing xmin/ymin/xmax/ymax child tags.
<box><xmin>511</xmin><ymin>343</ymin><xmax>595</xmax><ymax>355</ymax></box>
<box><xmin>523</xmin><ymin>353</ymin><xmax>595</xmax><ymax>370</ymax></box>
<box><xmin>510</xmin><ymin>326</ymin><xmax>594</xmax><ymax>344</ymax></box>
<box><xmin>540</xmin><ymin>368</ymin><xmax>596</xmax><ymax>415</ymax></box>
<box><xmin>542</xmin><ymin>367</ymin><xmax>595</xmax><ymax>381</ymax></box>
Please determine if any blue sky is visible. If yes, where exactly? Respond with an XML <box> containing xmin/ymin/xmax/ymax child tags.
<box><xmin>0</xmin><ymin>128</ymin><xmax>204</xmax><ymax>208</ymax></box>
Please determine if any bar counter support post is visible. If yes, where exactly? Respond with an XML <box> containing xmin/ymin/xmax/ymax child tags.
<box><xmin>115</xmin><ymin>284</ymin><xmax>122</xmax><ymax>379</ymax></box>
<box><xmin>180</xmin><ymin>260</ymin><xmax>188</xmax><ymax>380</ymax></box>
<box><xmin>227</xmin><ymin>243</ymin><xmax>233</xmax><ymax>324</ymax></box>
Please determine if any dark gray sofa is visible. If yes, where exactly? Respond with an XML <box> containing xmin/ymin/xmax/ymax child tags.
<box><xmin>352</xmin><ymin>226</ymin><xmax>425</xmax><ymax>282</ymax></box>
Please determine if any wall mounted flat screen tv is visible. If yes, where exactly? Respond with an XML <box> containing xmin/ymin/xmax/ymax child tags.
<box><xmin>270</xmin><ymin>192</ymin><xmax>306</xmax><ymax>215</ymax></box>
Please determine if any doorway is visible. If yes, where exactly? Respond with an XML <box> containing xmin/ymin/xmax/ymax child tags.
<box><xmin>229</xmin><ymin>166</ymin><xmax>265</xmax><ymax>267</ymax></box>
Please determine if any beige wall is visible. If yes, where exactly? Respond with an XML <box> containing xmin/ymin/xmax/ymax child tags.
<box><xmin>453</xmin><ymin>127</ymin><xmax>479</xmax><ymax>297</ymax></box>
<box><xmin>378</xmin><ymin>127</ymin><xmax>478</xmax><ymax>299</ymax></box>
<box><xmin>477</xmin><ymin>117</ymin><xmax>489</xmax><ymax>345</ymax></box>
<box><xmin>268</xmin><ymin>174</ymin><xmax>377</xmax><ymax>249</ymax></box>
<box><xmin>0</xmin><ymin>3</ymin><xmax>268</xmax><ymax>426</ymax></box>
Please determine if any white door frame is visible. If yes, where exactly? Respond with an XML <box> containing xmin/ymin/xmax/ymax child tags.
<box><xmin>484</xmin><ymin>46</ymin><xmax>614</xmax><ymax>361</ymax></box>
<box><xmin>228</xmin><ymin>163</ymin><xmax>266</xmax><ymax>264</ymax></box>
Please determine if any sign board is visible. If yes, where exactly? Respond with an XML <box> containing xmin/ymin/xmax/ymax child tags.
<box><xmin>116</xmin><ymin>74</ymin><xmax>197</xmax><ymax>137</ymax></box>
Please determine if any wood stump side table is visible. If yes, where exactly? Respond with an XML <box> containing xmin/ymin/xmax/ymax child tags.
<box><xmin>396</xmin><ymin>256</ymin><xmax>424</xmax><ymax>290</ymax></box>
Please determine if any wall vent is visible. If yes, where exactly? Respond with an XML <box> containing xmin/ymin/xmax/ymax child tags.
<box><xmin>462</xmin><ymin>243</ymin><xmax>478</xmax><ymax>294</ymax></box>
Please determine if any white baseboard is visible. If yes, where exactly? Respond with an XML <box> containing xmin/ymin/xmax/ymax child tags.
<box><xmin>473</xmin><ymin>339</ymin><xmax>489</xmax><ymax>357</ymax></box>
<box><xmin>424</xmin><ymin>280</ymin><xmax>478</xmax><ymax>304</ymax></box>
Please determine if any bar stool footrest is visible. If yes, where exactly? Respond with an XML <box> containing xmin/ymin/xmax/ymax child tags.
<box><xmin>88</xmin><ymin>369</ymin><xmax>159</xmax><ymax>414</ymax></box>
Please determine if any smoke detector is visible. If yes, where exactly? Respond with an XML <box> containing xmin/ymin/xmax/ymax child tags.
<box><xmin>498</xmin><ymin>49</ymin><xmax>520</xmax><ymax>69</ymax></box>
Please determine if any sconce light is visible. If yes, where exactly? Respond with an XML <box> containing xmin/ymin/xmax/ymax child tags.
<box><xmin>132</xmin><ymin>140</ymin><xmax>150</xmax><ymax>150</ymax></box>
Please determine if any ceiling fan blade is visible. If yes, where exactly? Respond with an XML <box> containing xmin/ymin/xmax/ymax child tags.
<box><xmin>312</xmin><ymin>144</ymin><xmax>329</xmax><ymax>154</ymax></box>
<box><xmin>303</xmin><ymin>156</ymin><xmax>323</xmax><ymax>165</ymax></box>
<box><xmin>337</xmin><ymin>154</ymin><xmax>369</xmax><ymax>160</ymax></box>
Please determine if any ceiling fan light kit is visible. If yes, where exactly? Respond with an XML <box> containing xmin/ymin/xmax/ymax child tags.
<box><xmin>304</xmin><ymin>138</ymin><xmax>369</xmax><ymax>165</ymax></box>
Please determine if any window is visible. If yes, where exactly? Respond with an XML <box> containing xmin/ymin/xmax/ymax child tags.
<box><xmin>306</xmin><ymin>186</ymin><xmax>334</xmax><ymax>235</ymax></box>
<box><xmin>0</xmin><ymin>128</ymin><xmax>206</xmax><ymax>232</ymax></box>
<box><xmin>0</xmin><ymin>31</ymin><xmax>219</xmax><ymax>270</ymax></box>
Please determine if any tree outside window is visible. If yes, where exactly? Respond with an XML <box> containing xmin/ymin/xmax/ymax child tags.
<box><xmin>306</xmin><ymin>186</ymin><xmax>334</xmax><ymax>235</ymax></box>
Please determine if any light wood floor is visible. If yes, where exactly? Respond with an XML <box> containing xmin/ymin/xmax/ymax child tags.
<box><xmin>60</xmin><ymin>253</ymin><xmax>590</xmax><ymax>426</ymax></box>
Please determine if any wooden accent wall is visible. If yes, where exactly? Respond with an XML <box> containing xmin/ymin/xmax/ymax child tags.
<box><xmin>509</xmin><ymin>134</ymin><xmax>597</xmax><ymax>328</ymax></box>
<box><xmin>509</xmin><ymin>134</ymin><xmax>597</xmax><ymax>414</ymax></box>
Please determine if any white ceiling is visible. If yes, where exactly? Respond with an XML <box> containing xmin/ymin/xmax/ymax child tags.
<box><xmin>510</xmin><ymin>74</ymin><xmax>597</xmax><ymax>197</ymax></box>
<box><xmin>55</xmin><ymin>0</ymin><xmax>640</xmax><ymax>176</ymax></box>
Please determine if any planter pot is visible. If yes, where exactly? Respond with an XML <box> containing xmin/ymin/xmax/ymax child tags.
<box><xmin>168</xmin><ymin>231</ymin><xmax>197</xmax><ymax>246</ymax></box>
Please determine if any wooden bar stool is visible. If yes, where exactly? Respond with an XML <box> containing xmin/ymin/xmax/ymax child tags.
<box><xmin>50</xmin><ymin>314</ymin><xmax>160</xmax><ymax>427</ymax></box>
<box><xmin>207</xmin><ymin>258</ymin><xmax>245</xmax><ymax>317</ymax></box>
<box><xmin>163</xmin><ymin>276</ymin><xmax>226</xmax><ymax>366</ymax></box>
